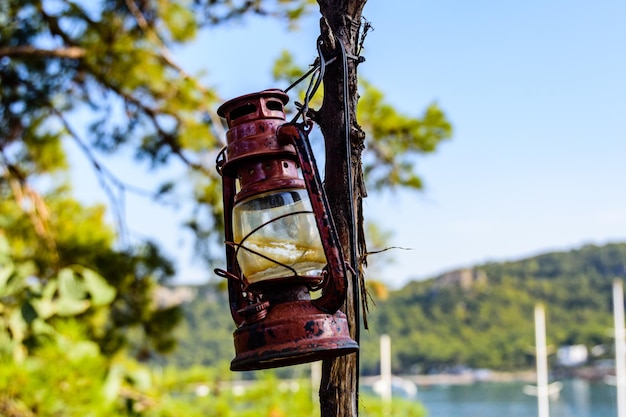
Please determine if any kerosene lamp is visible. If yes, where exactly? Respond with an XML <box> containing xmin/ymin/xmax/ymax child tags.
<box><xmin>215</xmin><ymin>89</ymin><xmax>358</xmax><ymax>371</ymax></box>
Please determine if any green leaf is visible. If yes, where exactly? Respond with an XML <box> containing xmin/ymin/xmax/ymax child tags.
<box><xmin>58</xmin><ymin>268</ymin><xmax>86</xmax><ymax>300</ymax></box>
<box><xmin>8</xmin><ymin>309</ymin><xmax>27</xmax><ymax>344</ymax></box>
<box><xmin>20</xmin><ymin>301</ymin><xmax>38</xmax><ymax>324</ymax></box>
<box><xmin>32</xmin><ymin>299</ymin><xmax>55</xmax><ymax>320</ymax></box>
<box><xmin>0</xmin><ymin>263</ymin><xmax>14</xmax><ymax>295</ymax></box>
<box><xmin>160</xmin><ymin>1</ymin><xmax>197</xmax><ymax>42</ymax></box>
<box><xmin>41</xmin><ymin>279</ymin><xmax>58</xmax><ymax>302</ymax></box>
<box><xmin>54</xmin><ymin>298</ymin><xmax>90</xmax><ymax>317</ymax></box>
<box><xmin>81</xmin><ymin>268</ymin><xmax>116</xmax><ymax>307</ymax></box>
<box><xmin>102</xmin><ymin>364</ymin><xmax>125</xmax><ymax>403</ymax></box>
<box><xmin>31</xmin><ymin>318</ymin><xmax>55</xmax><ymax>337</ymax></box>
<box><xmin>65</xmin><ymin>340</ymin><xmax>100</xmax><ymax>362</ymax></box>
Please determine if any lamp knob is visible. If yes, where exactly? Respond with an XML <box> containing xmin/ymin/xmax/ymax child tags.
<box><xmin>237</xmin><ymin>301</ymin><xmax>270</xmax><ymax>324</ymax></box>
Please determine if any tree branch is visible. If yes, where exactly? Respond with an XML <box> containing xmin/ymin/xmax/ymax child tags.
<box><xmin>0</xmin><ymin>46</ymin><xmax>86</xmax><ymax>59</ymax></box>
<box><xmin>0</xmin><ymin>157</ymin><xmax>58</xmax><ymax>263</ymax></box>
<box><xmin>124</xmin><ymin>0</ymin><xmax>227</xmax><ymax>145</ymax></box>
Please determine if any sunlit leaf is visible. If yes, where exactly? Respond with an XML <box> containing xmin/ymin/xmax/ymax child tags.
<box><xmin>82</xmin><ymin>268</ymin><xmax>116</xmax><ymax>307</ymax></box>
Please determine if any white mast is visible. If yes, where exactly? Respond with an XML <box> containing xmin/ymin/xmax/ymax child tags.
<box><xmin>524</xmin><ymin>303</ymin><xmax>561</xmax><ymax>408</ymax></box>
<box><xmin>311</xmin><ymin>361</ymin><xmax>322</xmax><ymax>406</ymax></box>
<box><xmin>535</xmin><ymin>303</ymin><xmax>550</xmax><ymax>417</ymax></box>
<box><xmin>613</xmin><ymin>279</ymin><xmax>626</xmax><ymax>417</ymax></box>
<box><xmin>380</xmin><ymin>334</ymin><xmax>392</xmax><ymax>407</ymax></box>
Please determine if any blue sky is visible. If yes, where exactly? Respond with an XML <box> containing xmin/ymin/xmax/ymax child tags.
<box><xmin>71</xmin><ymin>1</ymin><xmax>626</xmax><ymax>287</ymax></box>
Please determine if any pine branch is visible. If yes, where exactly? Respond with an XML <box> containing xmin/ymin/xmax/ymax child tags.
<box><xmin>0</xmin><ymin>46</ymin><xmax>86</xmax><ymax>59</ymax></box>
<box><xmin>124</xmin><ymin>0</ymin><xmax>227</xmax><ymax>145</ymax></box>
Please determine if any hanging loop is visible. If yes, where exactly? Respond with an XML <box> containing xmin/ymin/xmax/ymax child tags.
<box><xmin>214</xmin><ymin>267</ymin><xmax>242</xmax><ymax>282</ymax></box>
<box><xmin>215</xmin><ymin>146</ymin><xmax>227</xmax><ymax>176</ymax></box>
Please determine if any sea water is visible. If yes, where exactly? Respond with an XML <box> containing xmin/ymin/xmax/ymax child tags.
<box><xmin>415</xmin><ymin>379</ymin><xmax>617</xmax><ymax>417</ymax></box>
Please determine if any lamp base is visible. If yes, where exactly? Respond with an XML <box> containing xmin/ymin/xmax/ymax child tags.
<box><xmin>230</xmin><ymin>300</ymin><xmax>359</xmax><ymax>371</ymax></box>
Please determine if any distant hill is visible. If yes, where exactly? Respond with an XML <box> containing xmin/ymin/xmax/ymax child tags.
<box><xmin>157</xmin><ymin>242</ymin><xmax>626</xmax><ymax>374</ymax></box>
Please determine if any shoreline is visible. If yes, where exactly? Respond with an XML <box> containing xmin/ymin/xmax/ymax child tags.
<box><xmin>402</xmin><ymin>370</ymin><xmax>536</xmax><ymax>386</ymax></box>
<box><xmin>362</xmin><ymin>366</ymin><xmax>615</xmax><ymax>387</ymax></box>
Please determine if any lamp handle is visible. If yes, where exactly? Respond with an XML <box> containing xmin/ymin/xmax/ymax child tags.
<box><xmin>277</xmin><ymin>123</ymin><xmax>348</xmax><ymax>313</ymax></box>
<box><xmin>218</xmin><ymin>166</ymin><xmax>247</xmax><ymax>325</ymax></box>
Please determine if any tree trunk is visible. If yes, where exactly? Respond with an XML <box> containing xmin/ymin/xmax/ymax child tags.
<box><xmin>316</xmin><ymin>1</ymin><xmax>368</xmax><ymax>416</ymax></box>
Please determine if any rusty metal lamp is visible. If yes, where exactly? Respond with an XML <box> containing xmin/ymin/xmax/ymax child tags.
<box><xmin>215</xmin><ymin>89</ymin><xmax>359</xmax><ymax>371</ymax></box>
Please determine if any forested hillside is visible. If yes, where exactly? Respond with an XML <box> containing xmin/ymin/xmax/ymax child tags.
<box><xmin>161</xmin><ymin>242</ymin><xmax>626</xmax><ymax>375</ymax></box>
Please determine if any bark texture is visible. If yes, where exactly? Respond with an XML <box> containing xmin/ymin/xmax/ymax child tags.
<box><xmin>316</xmin><ymin>1</ymin><xmax>368</xmax><ymax>416</ymax></box>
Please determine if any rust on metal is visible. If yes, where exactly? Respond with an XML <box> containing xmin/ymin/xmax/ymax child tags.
<box><xmin>231</xmin><ymin>299</ymin><xmax>358</xmax><ymax>371</ymax></box>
